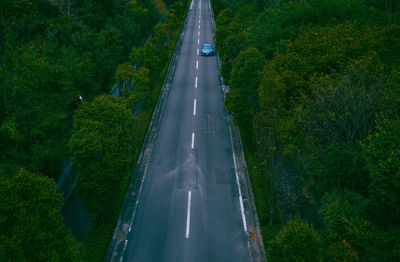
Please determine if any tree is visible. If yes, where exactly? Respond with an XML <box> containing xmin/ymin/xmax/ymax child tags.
<box><xmin>69</xmin><ymin>94</ymin><xmax>135</xmax><ymax>220</ymax></box>
<box><xmin>0</xmin><ymin>169</ymin><xmax>81</xmax><ymax>261</ymax></box>
<box><xmin>220</xmin><ymin>31</ymin><xmax>247</xmax><ymax>83</ymax></box>
<box><xmin>130</xmin><ymin>67</ymin><xmax>151</xmax><ymax>103</ymax></box>
<box><xmin>115</xmin><ymin>62</ymin><xmax>136</xmax><ymax>82</ymax></box>
<box><xmin>0</xmin><ymin>39</ymin><xmax>96</xmax><ymax>179</ymax></box>
<box><xmin>225</xmin><ymin>47</ymin><xmax>264</xmax><ymax>136</ymax></box>
<box><xmin>92</xmin><ymin>24</ymin><xmax>123</xmax><ymax>89</ymax></box>
<box><xmin>317</xmin><ymin>190</ymin><xmax>400</xmax><ymax>261</ymax></box>
<box><xmin>267</xmin><ymin>218</ymin><xmax>321</xmax><ymax>262</ymax></box>
<box><xmin>363</xmin><ymin>117</ymin><xmax>400</xmax><ymax>225</ymax></box>
<box><xmin>325</xmin><ymin>240</ymin><xmax>359</xmax><ymax>262</ymax></box>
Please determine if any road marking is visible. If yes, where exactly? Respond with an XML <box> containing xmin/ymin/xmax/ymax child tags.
<box><xmin>196</xmin><ymin>60</ymin><xmax>198</xmax><ymax>70</ymax></box>
<box><xmin>199</xmin><ymin>24</ymin><xmax>201</xmax><ymax>29</ymax></box>
<box><xmin>197</xmin><ymin>38</ymin><xmax>199</xmax><ymax>45</ymax></box>
<box><xmin>191</xmin><ymin>133</ymin><xmax>195</xmax><ymax>149</ymax></box>
<box><xmin>193</xmin><ymin>99</ymin><xmax>197</xmax><ymax>115</ymax></box>
<box><xmin>228</xmin><ymin>125</ymin><xmax>248</xmax><ymax>233</ymax></box>
<box><xmin>197</xmin><ymin>48</ymin><xmax>199</xmax><ymax>55</ymax></box>
<box><xmin>195</xmin><ymin>76</ymin><xmax>198</xmax><ymax>88</ymax></box>
<box><xmin>198</xmin><ymin>31</ymin><xmax>200</xmax><ymax>36</ymax></box>
<box><xmin>186</xmin><ymin>191</ymin><xmax>192</xmax><ymax>238</ymax></box>
<box><xmin>128</xmin><ymin>161</ymin><xmax>149</xmax><ymax>232</ymax></box>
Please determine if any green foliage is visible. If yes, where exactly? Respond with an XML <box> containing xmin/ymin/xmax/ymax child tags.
<box><xmin>225</xmin><ymin>47</ymin><xmax>265</xmax><ymax>136</ymax></box>
<box><xmin>318</xmin><ymin>190</ymin><xmax>390</xmax><ymax>261</ymax></box>
<box><xmin>130</xmin><ymin>67</ymin><xmax>151</xmax><ymax>103</ymax></box>
<box><xmin>363</xmin><ymin>118</ymin><xmax>400</xmax><ymax>225</ymax></box>
<box><xmin>69</xmin><ymin>95</ymin><xmax>135</xmax><ymax>220</ymax></box>
<box><xmin>115</xmin><ymin>62</ymin><xmax>136</xmax><ymax>81</ymax></box>
<box><xmin>0</xmin><ymin>0</ymin><xmax>163</xmax><ymax>180</ymax></box>
<box><xmin>220</xmin><ymin>32</ymin><xmax>247</xmax><ymax>83</ymax></box>
<box><xmin>267</xmin><ymin>218</ymin><xmax>320</xmax><ymax>262</ymax></box>
<box><xmin>0</xmin><ymin>39</ymin><xmax>96</xmax><ymax>179</ymax></box>
<box><xmin>325</xmin><ymin>240</ymin><xmax>359</xmax><ymax>262</ymax></box>
<box><xmin>215</xmin><ymin>9</ymin><xmax>233</xmax><ymax>56</ymax></box>
<box><xmin>0</xmin><ymin>169</ymin><xmax>81</xmax><ymax>261</ymax></box>
<box><xmin>115</xmin><ymin>64</ymin><xmax>152</xmax><ymax>105</ymax></box>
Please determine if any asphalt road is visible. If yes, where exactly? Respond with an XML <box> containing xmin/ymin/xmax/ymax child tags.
<box><xmin>122</xmin><ymin>0</ymin><xmax>250</xmax><ymax>260</ymax></box>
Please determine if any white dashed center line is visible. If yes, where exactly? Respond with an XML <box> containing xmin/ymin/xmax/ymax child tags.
<box><xmin>196</xmin><ymin>60</ymin><xmax>198</xmax><ymax>70</ymax></box>
<box><xmin>186</xmin><ymin>190</ymin><xmax>192</xmax><ymax>238</ymax></box>
<box><xmin>198</xmin><ymin>31</ymin><xmax>200</xmax><ymax>36</ymax></box>
<box><xmin>197</xmin><ymin>38</ymin><xmax>200</xmax><ymax>45</ymax></box>
<box><xmin>193</xmin><ymin>99</ymin><xmax>197</xmax><ymax>115</ymax></box>
<box><xmin>197</xmin><ymin>48</ymin><xmax>199</xmax><ymax>55</ymax></box>
<box><xmin>195</xmin><ymin>76</ymin><xmax>198</xmax><ymax>88</ymax></box>
<box><xmin>191</xmin><ymin>133</ymin><xmax>195</xmax><ymax>149</ymax></box>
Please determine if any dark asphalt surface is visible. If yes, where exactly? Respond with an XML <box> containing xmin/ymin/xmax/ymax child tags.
<box><xmin>123</xmin><ymin>0</ymin><xmax>250</xmax><ymax>260</ymax></box>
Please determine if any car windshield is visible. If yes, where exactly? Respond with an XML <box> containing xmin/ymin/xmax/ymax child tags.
<box><xmin>203</xmin><ymin>44</ymin><xmax>212</xmax><ymax>49</ymax></box>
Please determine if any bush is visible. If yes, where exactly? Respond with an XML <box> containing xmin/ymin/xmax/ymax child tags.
<box><xmin>267</xmin><ymin>218</ymin><xmax>320</xmax><ymax>262</ymax></box>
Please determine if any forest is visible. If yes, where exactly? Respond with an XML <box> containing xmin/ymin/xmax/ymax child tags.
<box><xmin>211</xmin><ymin>0</ymin><xmax>400</xmax><ymax>261</ymax></box>
<box><xmin>0</xmin><ymin>0</ymin><xmax>187</xmax><ymax>260</ymax></box>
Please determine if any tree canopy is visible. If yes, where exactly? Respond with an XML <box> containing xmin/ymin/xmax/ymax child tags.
<box><xmin>0</xmin><ymin>169</ymin><xmax>81</xmax><ymax>261</ymax></box>
<box><xmin>69</xmin><ymin>94</ymin><xmax>136</xmax><ymax>220</ymax></box>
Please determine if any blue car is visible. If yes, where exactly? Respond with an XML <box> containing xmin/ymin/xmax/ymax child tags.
<box><xmin>201</xmin><ymin>43</ymin><xmax>214</xmax><ymax>56</ymax></box>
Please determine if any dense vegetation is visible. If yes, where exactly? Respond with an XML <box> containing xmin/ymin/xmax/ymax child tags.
<box><xmin>212</xmin><ymin>0</ymin><xmax>400</xmax><ymax>260</ymax></box>
<box><xmin>0</xmin><ymin>0</ymin><xmax>187</xmax><ymax>260</ymax></box>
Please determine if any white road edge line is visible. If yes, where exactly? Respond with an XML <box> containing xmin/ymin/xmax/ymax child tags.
<box><xmin>196</xmin><ymin>60</ymin><xmax>198</xmax><ymax>70</ymax></box>
<box><xmin>186</xmin><ymin>191</ymin><xmax>192</xmax><ymax>238</ymax></box>
<box><xmin>128</xmin><ymin>161</ymin><xmax>149</xmax><ymax>232</ymax></box>
<box><xmin>193</xmin><ymin>99</ymin><xmax>197</xmax><ymax>115</ymax></box>
<box><xmin>228</xmin><ymin>124</ymin><xmax>248</xmax><ymax>233</ymax></box>
<box><xmin>195</xmin><ymin>76</ymin><xmax>198</xmax><ymax>88</ymax></box>
<box><xmin>191</xmin><ymin>133</ymin><xmax>195</xmax><ymax>149</ymax></box>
